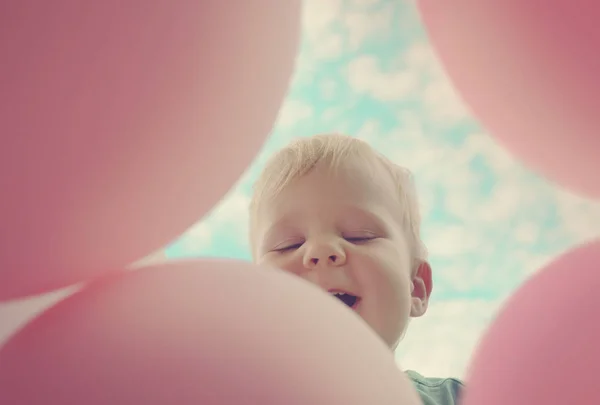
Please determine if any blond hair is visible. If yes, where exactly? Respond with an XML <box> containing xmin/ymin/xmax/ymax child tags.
<box><xmin>249</xmin><ymin>134</ymin><xmax>427</xmax><ymax>267</ymax></box>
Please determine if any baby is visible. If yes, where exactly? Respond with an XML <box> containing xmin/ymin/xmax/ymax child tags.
<box><xmin>248</xmin><ymin>134</ymin><xmax>463</xmax><ymax>405</ymax></box>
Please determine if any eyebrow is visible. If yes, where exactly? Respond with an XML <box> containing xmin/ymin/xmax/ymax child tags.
<box><xmin>259</xmin><ymin>216</ymin><xmax>301</xmax><ymax>250</ymax></box>
<box><xmin>261</xmin><ymin>205</ymin><xmax>391</xmax><ymax>244</ymax></box>
<box><xmin>339</xmin><ymin>205</ymin><xmax>391</xmax><ymax>235</ymax></box>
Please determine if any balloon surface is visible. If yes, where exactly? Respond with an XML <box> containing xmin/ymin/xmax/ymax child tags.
<box><xmin>0</xmin><ymin>260</ymin><xmax>422</xmax><ymax>405</ymax></box>
<box><xmin>418</xmin><ymin>1</ymin><xmax>600</xmax><ymax>198</ymax></box>
<box><xmin>462</xmin><ymin>240</ymin><xmax>600</xmax><ymax>405</ymax></box>
<box><xmin>0</xmin><ymin>0</ymin><xmax>300</xmax><ymax>301</ymax></box>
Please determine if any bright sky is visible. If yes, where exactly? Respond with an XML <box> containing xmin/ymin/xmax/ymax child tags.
<box><xmin>2</xmin><ymin>0</ymin><xmax>600</xmax><ymax>380</ymax></box>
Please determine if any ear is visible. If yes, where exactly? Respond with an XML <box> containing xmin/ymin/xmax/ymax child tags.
<box><xmin>410</xmin><ymin>261</ymin><xmax>433</xmax><ymax>318</ymax></box>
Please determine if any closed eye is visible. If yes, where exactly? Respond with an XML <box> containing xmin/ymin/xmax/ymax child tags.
<box><xmin>274</xmin><ymin>243</ymin><xmax>303</xmax><ymax>252</ymax></box>
<box><xmin>345</xmin><ymin>236</ymin><xmax>376</xmax><ymax>244</ymax></box>
<box><xmin>273</xmin><ymin>236</ymin><xmax>375</xmax><ymax>252</ymax></box>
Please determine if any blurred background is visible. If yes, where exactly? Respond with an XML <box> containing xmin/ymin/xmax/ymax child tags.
<box><xmin>2</xmin><ymin>0</ymin><xmax>600</xmax><ymax>378</ymax></box>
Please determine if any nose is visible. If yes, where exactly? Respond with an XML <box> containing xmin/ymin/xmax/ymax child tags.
<box><xmin>303</xmin><ymin>238</ymin><xmax>347</xmax><ymax>269</ymax></box>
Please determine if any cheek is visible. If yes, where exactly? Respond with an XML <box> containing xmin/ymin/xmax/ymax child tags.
<box><xmin>354</xmin><ymin>244</ymin><xmax>411</xmax><ymax>294</ymax></box>
<box><xmin>258</xmin><ymin>253</ymin><xmax>302</xmax><ymax>275</ymax></box>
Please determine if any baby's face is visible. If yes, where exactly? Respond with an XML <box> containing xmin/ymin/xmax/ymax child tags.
<box><xmin>254</xmin><ymin>160</ymin><xmax>430</xmax><ymax>348</ymax></box>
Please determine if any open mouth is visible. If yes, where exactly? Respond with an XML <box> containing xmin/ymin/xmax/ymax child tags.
<box><xmin>329</xmin><ymin>290</ymin><xmax>360</xmax><ymax>309</ymax></box>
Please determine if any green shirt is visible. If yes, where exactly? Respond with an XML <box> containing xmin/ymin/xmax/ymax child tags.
<box><xmin>406</xmin><ymin>370</ymin><xmax>464</xmax><ymax>405</ymax></box>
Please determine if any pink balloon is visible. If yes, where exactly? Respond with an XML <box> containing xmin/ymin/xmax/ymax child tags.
<box><xmin>0</xmin><ymin>1</ymin><xmax>300</xmax><ymax>301</ymax></box>
<box><xmin>0</xmin><ymin>260</ymin><xmax>422</xmax><ymax>405</ymax></box>
<box><xmin>418</xmin><ymin>1</ymin><xmax>600</xmax><ymax>198</ymax></box>
<box><xmin>461</xmin><ymin>240</ymin><xmax>600</xmax><ymax>405</ymax></box>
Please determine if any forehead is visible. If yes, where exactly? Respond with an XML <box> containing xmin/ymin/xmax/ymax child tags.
<box><xmin>256</xmin><ymin>159</ymin><xmax>399</xmax><ymax>230</ymax></box>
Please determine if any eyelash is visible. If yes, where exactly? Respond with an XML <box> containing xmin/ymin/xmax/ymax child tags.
<box><xmin>346</xmin><ymin>236</ymin><xmax>375</xmax><ymax>243</ymax></box>
<box><xmin>274</xmin><ymin>236</ymin><xmax>376</xmax><ymax>253</ymax></box>
<box><xmin>274</xmin><ymin>243</ymin><xmax>301</xmax><ymax>252</ymax></box>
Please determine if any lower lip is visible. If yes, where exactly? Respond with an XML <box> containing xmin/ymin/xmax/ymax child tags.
<box><xmin>351</xmin><ymin>298</ymin><xmax>361</xmax><ymax>310</ymax></box>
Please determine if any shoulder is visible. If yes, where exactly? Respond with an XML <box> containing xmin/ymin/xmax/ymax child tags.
<box><xmin>405</xmin><ymin>370</ymin><xmax>464</xmax><ymax>405</ymax></box>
